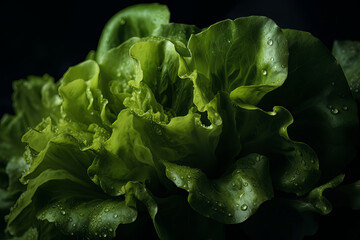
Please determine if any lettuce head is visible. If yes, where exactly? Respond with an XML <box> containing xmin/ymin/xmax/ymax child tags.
<box><xmin>1</xmin><ymin>3</ymin><xmax>359</xmax><ymax>240</ymax></box>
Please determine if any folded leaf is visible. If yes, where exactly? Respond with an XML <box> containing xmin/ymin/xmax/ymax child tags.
<box><xmin>183</xmin><ymin>16</ymin><xmax>288</xmax><ymax>108</ymax></box>
<box><xmin>164</xmin><ymin>153</ymin><xmax>273</xmax><ymax>224</ymax></box>
<box><xmin>260</xmin><ymin>29</ymin><xmax>359</xmax><ymax>182</ymax></box>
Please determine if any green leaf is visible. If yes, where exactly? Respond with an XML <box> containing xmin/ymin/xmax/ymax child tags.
<box><xmin>99</xmin><ymin>38</ymin><xmax>142</xmax><ymax>114</ymax></box>
<box><xmin>153</xmin><ymin>195</ymin><xmax>225</xmax><ymax>240</ymax></box>
<box><xmin>164</xmin><ymin>153</ymin><xmax>273</xmax><ymax>224</ymax></box>
<box><xmin>289</xmin><ymin>174</ymin><xmax>345</xmax><ymax>215</ymax></box>
<box><xmin>10</xmin><ymin>227</ymin><xmax>38</xmax><ymax>240</ymax></box>
<box><xmin>21</xmin><ymin>133</ymin><xmax>95</xmax><ymax>184</ymax></box>
<box><xmin>260</xmin><ymin>29</ymin><xmax>359</xmax><ymax>182</ymax></box>
<box><xmin>0</xmin><ymin>75</ymin><xmax>61</xmax><ymax>162</ymax></box>
<box><xmin>183</xmin><ymin>16</ymin><xmax>288</xmax><ymax>109</ymax></box>
<box><xmin>129</xmin><ymin>39</ymin><xmax>194</xmax><ymax>116</ymax></box>
<box><xmin>235</xmin><ymin>103</ymin><xmax>320</xmax><ymax>195</ymax></box>
<box><xmin>96</xmin><ymin>3</ymin><xmax>170</xmax><ymax>61</ymax></box>
<box><xmin>332</xmin><ymin>40</ymin><xmax>360</xmax><ymax>100</ymax></box>
<box><xmin>12</xmin><ymin>75</ymin><xmax>61</xmax><ymax>127</ymax></box>
<box><xmin>123</xmin><ymin>81</ymin><xmax>170</xmax><ymax>124</ymax></box>
<box><xmin>152</xmin><ymin>23</ymin><xmax>200</xmax><ymax>57</ymax></box>
<box><xmin>6</xmin><ymin>168</ymin><xmax>137</xmax><ymax>239</ymax></box>
<box><xmin>327</xmin><ymin>179</ymin><xmax>360</xmax><ymax>210</ymax></box>
<box><xmin>59</xmin><ymin>60</ymin><xmax>114</xmax><ymax>126</ymax></box>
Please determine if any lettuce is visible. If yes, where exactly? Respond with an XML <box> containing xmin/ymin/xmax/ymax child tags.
<box><xmin>1</xmin><ymin>3</ymin><xmax>359</xmax><ymax>239</ymax></box>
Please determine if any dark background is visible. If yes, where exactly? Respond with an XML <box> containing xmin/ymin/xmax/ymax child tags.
<box><xmin>1</xmin><ymin>0</ymin><xmax>360</xmax><ymax>117</ymax></box>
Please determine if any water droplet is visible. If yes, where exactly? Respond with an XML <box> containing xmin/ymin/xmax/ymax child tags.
<box><xmin>235</xmin><ymin>204</ymin><xmax>240</xmax><ymax>207</ymax></box>
<box><xmin>342</xmin><ymin>106</ymin><xmax>348</xmax><ymax>111</ymax></box>
<box><xmin>227</xmin><ymin>39</ymin><xmax>231</xmax><ymax>44</ymax></box>
<box><xmin>241</xmin><ymin>204</ymin><xmax>248</xmax><ymax>211</ymax></box>
<box><xmin>267</xmin><ymin>39</ymin><xmax>273</xmax><ymax>46</ymax></box>
<box><xmin>244</xmin><ymin>182</ymin><xmax>248</xmax><ymax>187</ymax></box>
<box><xmin>60</xmin><ymin>210</ymin><xmax>66</xmax><ymax>215</ymax></box>
<box><xmin>68</xmin><ymin>217</ymin><xmax>73</xmax><ymax>222</ymax></box>
<box><xmin>218</xmin><ymin>202</ymin><xmax>223</xmax><ymax>207</ymax></box>
<box><xmin>113</xmin><ymin>214</ymin><xmax>118</xmax><ymax>218</ymax></box>
<box><xmin>228</xmin><ymin>213</ymin><xmax>232</xmax><ymax>217</ymax></box>
<box><xmin>72</xmin><ymin>223</ymin><xmax>76</xmax><ymax>227</ymax></box>
<box><xmin>103</xmin><ymin>233</ymin><xmax>107</xmax><ymax>237</ymax></box>
<box><xmin>270</xmin><ymin>57</ymin><xmax>274</xmax><ymax>61</ymax></box>
<box><xmin>70</xmin><ymin>232</ymin><xmax>74</xmax><ymax>236</ymax></box>
<box><xmin>262</xmin><ymin>69</ymin><xmax>268</xmax><ymax>76</ymax></box>
<box><xmin>104</xmin><ymin>208</ymin><xmax>109</xmax><ymax>213</ymax></box>
<box><xmin>109</xmin><ymin>228</ymin><xmax>113</xmax><ymax>232</ymax></box>
<box><xmin>331</xmin><ymin>108</ymin><xmax>339</xmax><ymax>115</ymax></box>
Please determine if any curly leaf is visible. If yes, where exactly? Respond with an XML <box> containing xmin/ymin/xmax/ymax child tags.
<box><xmin>183</xmin><ymin>16</ymin><xmax>288</xmax><ymax>109</ymax></box>
<box><xmin>234</xmin><ymin>104</ymin><xmax>320</xmax><ymax>195</ymax></box>
<box><xmin>260</xmin><ymin>29</ymin><xmax>359</xmax><ymax>182</ymax></box>
<box><xmin>164</xmin><ymin>153</ymin><xmax>273</xmax><ymax>224</ymax></box>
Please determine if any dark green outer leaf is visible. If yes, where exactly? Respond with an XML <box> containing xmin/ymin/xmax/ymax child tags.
<box><xmin>332</xmin><ymin>40</ymin><xmax>360</xmax><ymax>101</ymax></box>
<box><xmin>260</xmin><ymin>29</ymin><xmax>359</xmax><ymax>182</ymax></box>
<box><xmin>234</xmin><ymin>103</ymin><xmax>320</xmax><ymax>195</ymax></box>
<box><xmin>327</xmin><ymin>179</ymin><xmax>360</xmax><ymax>210</ymax></box>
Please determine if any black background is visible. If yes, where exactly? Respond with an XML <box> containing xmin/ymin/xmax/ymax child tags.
<box><xmin>1</xmin><ymin>0</ymin><xmax>360</xmax><ymax>239</ymax></box>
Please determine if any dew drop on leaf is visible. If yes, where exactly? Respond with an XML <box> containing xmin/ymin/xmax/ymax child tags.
<box><xmin>267</xmin><ymin>39</ymin><xmax>273</xmax><ymax>46</ymax></box>
<box><xmin>241</xmin><ymin>204</ymin><xmax>248</xmax><ymax>211</ymax></box>
<box><xmin>331</xmin><ymin>108</ymin><xmax>339</xmax><ymax>115</ymax></box>
<box><xmin>262</xmin><ymin>69</ymin><xmax>268</xmax><ymax>76</ymax></box>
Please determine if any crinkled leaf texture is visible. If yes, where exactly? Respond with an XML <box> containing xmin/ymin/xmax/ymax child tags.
<box><xmin>1</xmin><ymin>3</ymin><xmax>359</xmax><ymax>240</ymax></box>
